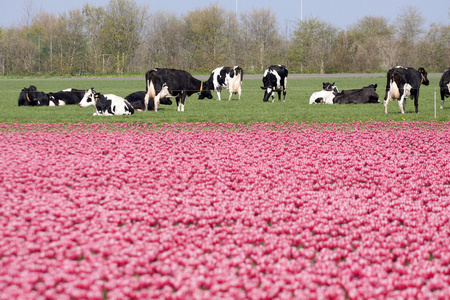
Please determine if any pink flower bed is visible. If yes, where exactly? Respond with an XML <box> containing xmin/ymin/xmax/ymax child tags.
<box><xmin>1</xmin><ymin>121</ymin><xmax>450</xmax><ymax>299</ymax></box>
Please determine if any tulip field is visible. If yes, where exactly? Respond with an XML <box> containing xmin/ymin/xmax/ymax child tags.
<box><xmin>1</xmin><ymin>120</ymin><xmax>450</xmax><ymax>299</ymax></box>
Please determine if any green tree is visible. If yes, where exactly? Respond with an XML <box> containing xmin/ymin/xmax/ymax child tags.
<box><xmin>140</xmin><ymin>11</ymin><xmax>185</xmax><ymax>70</ymax></box>
<box><xmin>183</xmin><ymin>3</ymin><xmax>231</xmax><ymax>72</ymax></box>
<box><xmin>289</xmin><ymin>17</ymin><xmax>339</xmax><ymax>73</ymax></box>
<box><xmin>54</xmin><ymin>9</ymin><xmax>87</xmax><ymax>75</ymax></box>
<box><xmin>416</xmin><ymin>23</ymin><xmax>450</xmax><ymax>71</ymax></box>
<box><xmin>241</xmin><ymin>8</ymin><xmax>281</xmax><ymax>72</ymax></box>
<box><xmin>394</xmin><ymin>6</ymin><xmax>426</xmax><ymax>66</ymax></box>
<box><xmin>97</xmin><ymin>0</ymin><xmax>146</xmax><ymax>74</ymax></box>
<box><xmin>345</xmin><ymin>16</ymin><xmax>395</xmax><ymax>72</ymax></box>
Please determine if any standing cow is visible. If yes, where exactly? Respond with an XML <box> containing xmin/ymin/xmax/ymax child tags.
<box><xmin>261</xmin><ymin>65</ymin><xmax>288</xmax><ymax>102</ymax></box>
<box><xmin>200</xmin><ymin>66</ymin><xmax>243</xmax><ymax>101</ymax></box>
<box><xmin>384</xmin><ymin>66</ymin><xmax>429</xmax><ymax>114</ymax></box>
<box><xmin>79</xmin><ymin>88</ymin><xmax>134</xmax><ymax>116</ymax></box>
<box><xmin>145</xmin><ymin>68</ymin><xmax>213</xmax><ymax>112</ymax></box>
<box><xmin>439</xmin><ymin>68</ymin><xmax>450</xmax><ymax>109</ymax></box>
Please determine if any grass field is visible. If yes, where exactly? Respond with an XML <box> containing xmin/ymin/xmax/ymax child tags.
<box><xmin>0</xmin><ymin>75</ymin><xmax>446</xmax><ymax>124</ymax></box>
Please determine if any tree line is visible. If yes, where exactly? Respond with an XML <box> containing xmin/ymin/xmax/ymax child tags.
<box><xmin>0</xmin><ymin>0</ymin><xmax>448</xmax><ymax>76</ymax></box>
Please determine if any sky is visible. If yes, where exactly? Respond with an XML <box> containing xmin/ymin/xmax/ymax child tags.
<box><xmin>0</xmin><ymin>0</ymin><xmax>448</xmax><ymax>32</ymax></box>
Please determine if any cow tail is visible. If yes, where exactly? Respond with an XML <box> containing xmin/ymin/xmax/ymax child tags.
<box><xmin>237</xmin><ymin>67</ymin><xmax>243</xmax><ymax>82</ymax></box>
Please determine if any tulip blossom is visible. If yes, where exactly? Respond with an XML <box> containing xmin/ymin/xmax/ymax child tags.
<box><xmin>1</xmin><ymin>121</ymin><xmax>449</xmax><ymax>299</ymax></box>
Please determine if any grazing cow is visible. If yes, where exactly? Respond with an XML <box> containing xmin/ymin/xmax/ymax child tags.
<box><xmin>145</xmin><ymin>68</ymin><xmax>212</xmax><ymax>112</ymax></box>
<box><xmin>18</xmin><ymin>86</ymin><xmax>50</xmax><ymax>106</ymax></box>
<box><xmin>79</xmin><ymin>88</ymin><xmax>134</xmax><ymax>116</ymax></box>
<box><xmin>48</xmin><ymin>88</ymin><xmax>86</xmax><ymax>106</ymax></box>
<box><xmin>333</xmin><ymin>84</ymin><xmax>379</xmax><ymax>104</ymax></box>
<box><xmin>439</xmin><ymin>68</ymin><xmax>450</xmax><ymax>109</ymax></box>
<box><xmin>261</xmin><ymin>65</ymin><xmax>288</xmax><ymax>102</ymax></box>
<box><xmin>124</xmin><ymin>91</ymin><xmax>173</xmax><ymax>111</ymax></box>
<box><xmin>384</xmin><ymin>66</ymin><xmax>429</xmax><ymax>114</ymax></box>
<box><xmin>309</xmin><ymin>82</ymin><xmax>339</xmax><ymax>104</ymax></box>
<box><xmin>200</xmin><ymin>66</ymin><xmax>243</xmax><ymax>101</ymax></box>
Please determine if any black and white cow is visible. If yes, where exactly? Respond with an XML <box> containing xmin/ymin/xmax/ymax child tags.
<box><xmin>384</xmin><ymin>66</ymin><xmax>429</xmax><ymax>114</ymax></box>
<box><xmin>200</xmin><ymin>66</ymin><xmax>243</xmax><ymax>101</ymax></box>
<box><xmin>261</xmin><ymin>65</ymin><xmax>288</xmax><ymax>102</ymax></box>
<box><xmin>79</xmin><ymin>88</ymin><xmax>134</xmax><ymax>116</ymax></box>
<box><xmin>333</xmin><ymin>84</ymin><xmax>379</xmax><ymax>104</ymax></box>
<box><xmin>18</xmin><ymin>86</ymin><xmax>50</xmax><ymax>106</ymax></box>
<box><xmin>145</xmin><ymin>68</ymin><xmax>213</xmax><ymax>112</ymax></box>
<box><xmin>48</xmin><ymin>88</ymin><xmax>86</xmax><ymax>106</ymax></box>
<box><xmin>439</xmin><ymin>68</ymin><xmax>450</xmax><ymax>109</ymax></box>
<box><xmin>124</xmin><ymin>91</ymin><xmax>173</xmax><ymax>111</ymax></box>
<box><xmin>309</xmin><ymin>82</ymin><xmax>339</xmax><ymax>104</ymax></box>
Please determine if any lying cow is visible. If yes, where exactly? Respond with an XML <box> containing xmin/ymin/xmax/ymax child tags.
<box><xmin>334</xmin><ymin>84</ymin><xmax>379</xmax><ymax>104</ymax></box>
<box><xmin>18</xmin><ymin>86</ymin><xmax>50</xmax><ymax>106</ymax></box>
<box><xmin>261</xmin><ymin>65</ymin><xmax>288</xmax><ymax>102</ymax></box>
<box><xmin>145</xmin><ymin>68</ymin><xmax>213</xmax><ymax>112</ymax></box>
<box><xmin>124</xmin><ymin>91</ymin><xmax>172</xmax><ymax>111</ymax></box>
<box><xmin>309</xmin><ymin>82</ymin><xmax>339</xmax><ymax>104</ymax></box>
<box><xmin>439</xmin><ymin>68</ymin><xmax>450</xmax><ymax>109</ymax></box>
<box><xmin>79</xmin><ymin>88</ymin><xmax>134</xmax><ymax>116</ymax></box>
<box><xmin>200</xmin><ymin>66</ymin><xmax>243</xmax><ymax>101</ymax></box>
<box><xmin>384</xmin><ymin>66</ymin><xmax>429</xmax><ymax>114</ymax></box>
<box><xmin>48</xmin><ymin>88</ymin><xmax>86</xmax><ymax>106</ymax></box>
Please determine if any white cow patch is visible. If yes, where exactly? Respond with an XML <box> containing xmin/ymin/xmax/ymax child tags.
<box><xmin>389</xmin><ymin>80</ymin><xmax>400</xmax><ymax>99</ymax></box>
<box><xmin>309</xmin><ymin>90</ymin><xmax>336</xmax><ymax>104</ymax></box>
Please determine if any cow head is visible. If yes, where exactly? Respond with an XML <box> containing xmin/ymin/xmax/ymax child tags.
<box><xmin>22</xmin><ymin>86</ymin><xmax>49</xmax><ymax>106</ymax></box>
<box><xmin>19</xmin><ymin>86</ymin><xmax>38</xmax><ymax>106</ymax></box>
<box><xmin>260</xmin><ymin>85</ymin><xmax>281</xmax><ymax>102</ymax></box>
<box><xmin>418</xmin><ymin>67</ymin><xmax>429</xmax><ymax>86</ymax></box>
<box><xmin>198</xmin><ymin>82</ymin><xmax>213</xmax><ymax>100</ymax></box>
<box><xmin>79</xmin><ymin>88</ymin><xmax>97</xmax><ymax>107</ymax></box>
<box><xmin>323</xmin><ymin>82</ymin><xmax>335</xmax><ymax>91</ymax></box>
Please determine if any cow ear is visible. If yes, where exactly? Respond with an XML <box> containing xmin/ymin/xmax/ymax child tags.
<box><xmin>374</xmin><ymin>84</ymin><xmax>377</xmax><ymax>88</ymax></box>
<box><xmin>260</xmin><ymin>86</ymin><xmax>265</xmax><ymax>90</ymax></box>
<box><xmin>332</xmin><ymin>82</ymin><xmax>335</xmax><ymax>86</ymax></box>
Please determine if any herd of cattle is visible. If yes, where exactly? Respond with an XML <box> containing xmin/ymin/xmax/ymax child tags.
<box><xmin>18</xmin><ymin>65</ymin><xmax>450</xmax><ymax>116</ymax></box>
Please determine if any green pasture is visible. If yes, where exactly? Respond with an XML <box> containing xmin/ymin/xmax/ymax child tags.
<box><xmin>0</xmin><ymin>75</ymin><xmax>446</xmax><ymax>124</ymax></box>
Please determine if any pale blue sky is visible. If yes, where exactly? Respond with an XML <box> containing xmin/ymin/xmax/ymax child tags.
<box><xmin>1</xmin><ymin>0</ymin><xmax>448</xmax><ymax>32</ymax></box>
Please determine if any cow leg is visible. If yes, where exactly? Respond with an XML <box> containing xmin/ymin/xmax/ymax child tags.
<box><xmin>217</xmin><ymin>90</ymin><xmax>221</xmax><ymax>101</ymax></box>
<box><xmin>413</xmin><ymin>93</ymin><xmax>419</xmax><ymax>113</ymax></box>
<box><xmin>153</xmin><ymin>96</ymin><xmax>159</xmax><ymax>112</ymax></box>
<box><xmin>179</xmin><ymin>93</ymin><xmax>187</xmax><ymax>112</ymax></box>
<box><xmin>144</xmin><ymin>93</ymin><xmax>150</xmax><ymax>111</ymax></box>
<box><xmin>277</xmin><ymin>91</ymin><xmax>282</xmax><ymax>102</ymax></box>
<box><xmin>176</xmin><ymin>98</ymin><xmax>181</xmax><ymax>111</ymax></box>
<box><xmin>228</xmin><ymin>90</ymin><xmax>232</xmax><ymax>101</ymax></box>
<box><xmin>283</xmin><ymin>88</ymin><xmax>286</xmax><ymax>102</ymax></box>
<box><xmin>398</xmin><ymin>93</ymin><xmax>407</xmax><ymax>114</ymax></box>
<box><xmin>155</xmin><ymin>84</ymin><xmax>171</xmax><ymax>112</ymax></box>
<box><xmin>384</xmin><ymin>92</ymin><xmax>392</xmax><ymax>114</ymax></box>
<box><xmin>441</xmin><ymin>98</ymin><xmax>445</xmax><ymax>110</ymax></box>
<box><xmin>238</xmin><ymin>86</ymin><xmax>241</xmax><ymax>100</ymax></box>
